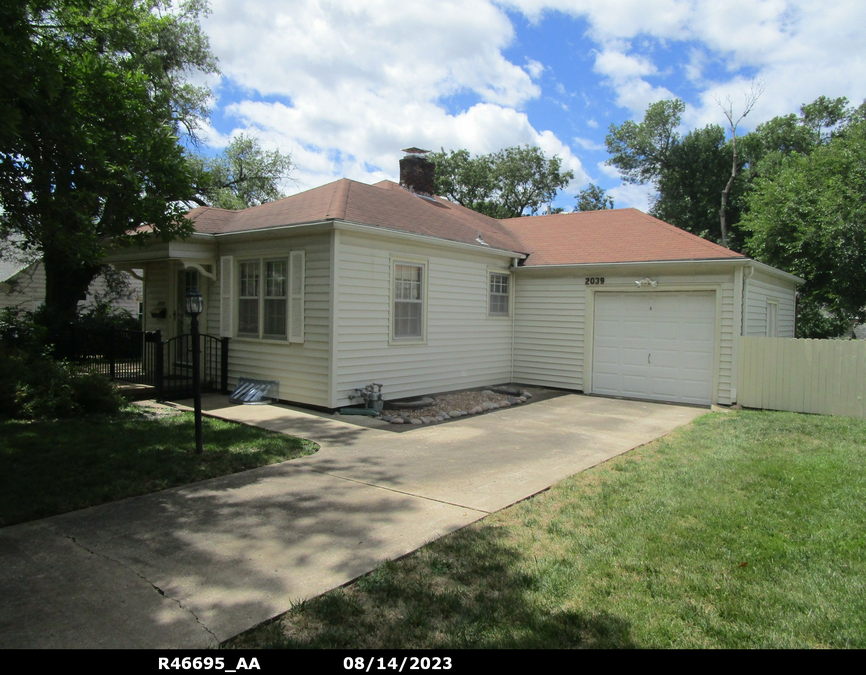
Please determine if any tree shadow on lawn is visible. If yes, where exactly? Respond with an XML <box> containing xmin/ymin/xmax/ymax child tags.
<box><xmin>0</xmin><ymin>410</ymin><xmax>324</xmax><ymax>527</ymax></box>
<box><xmin>233</xmin><ymin>523</ymin><xmax>637</xmax><ymax>650</ymax></box>
<box><xmin>1</xmin><ymin>441</ymin><xmax>446</xmax><ymax>647</ymax></box>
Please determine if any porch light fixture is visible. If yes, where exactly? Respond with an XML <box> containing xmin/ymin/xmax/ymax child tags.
<box><xmin>185</xmin><ymin>287</ymin><xmax>204</xmax><ymax>316</ymax></box>
<box><xmin>186</xmin><ymin>287</ymin><xmax>204</xmax><ymax>455</ymax></box>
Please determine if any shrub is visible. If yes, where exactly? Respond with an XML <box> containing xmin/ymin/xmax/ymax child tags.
<box><xmin>0</xmin><ymin>347</ymin><xmax>123</xmax><ymax>420</ymax></box>
<box><xmin>0</xmin><ymin>307</ymin><xmax>47</xmax><ymax>355</ymax></box>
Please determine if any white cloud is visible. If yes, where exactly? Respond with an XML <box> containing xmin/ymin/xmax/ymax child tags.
<box><xmin>573</xmin><ymin>136</ymin><xmax>605</xmax><ymax>151</ymax></box>
<box><xmin>608</xmin><ymin>183</ymin><xmax>654</xmax><ymax>212</ymax></box>
<box><xmin>591</xmin><ymin>47</ymin><xmax>677</xmax><ymax>116</ymax></box>
<box><xmin>201</xmin><ymin>0</ymin><xmax>584</xmax><ymax>192</ymax></box>
<box><xmin>501</xmin><ymin>1</ymin><xmax>866</xmax><ymax>128</ymax></box>
<box><xmin>597</xmin><ymin>161</ymin><xmax>622</xmax><ymax>180</ymax></box>
<box><xmin>525</xmin><ymin>58</ymin><xmax>545</xmax><ymax>79</ymax></box>
<box><xmin>198</xmin><ymin>0</ymin><xmax>866</xmax><ymax>198</ymax></box>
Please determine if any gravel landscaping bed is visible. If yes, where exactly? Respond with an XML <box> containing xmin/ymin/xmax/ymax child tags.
<box><xmin>378</xmin><ymin>387</ymin><xmax>533</xmax><ymax>425</ymax></box>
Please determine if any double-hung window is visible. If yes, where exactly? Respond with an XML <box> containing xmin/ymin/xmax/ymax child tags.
<box><xmin>263</xmin><ymin>260</ymin><xmax>288</xmax><ymax>338</ymax></box>
<box><xmin>238</xmin><ymin>261</ymin><xmax>261</xmax><ymax>336</ymax></box>
<box><xmin>393</xmin><ymin>262</ymin><xmax>425</xmax><ymax>341</ymax></box>
<box><xmin>489</xmin><ymin>272</ymin><xmax>510</xmax><ymax>317</ymax></box>
<box><xmin>237</xmin><ymin>258</ymin><xmax>288</xmax><ymax>339</ymax></box>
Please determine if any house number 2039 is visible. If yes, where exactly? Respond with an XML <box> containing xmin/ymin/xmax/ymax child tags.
<box><xmin>585</xmin><ymin>277</ymin><xmax>605</xmax><ymax>285</ymax></box>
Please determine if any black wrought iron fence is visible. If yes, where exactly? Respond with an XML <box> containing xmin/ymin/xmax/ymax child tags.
<box><xmin>73</xmin><ymin>327</ymin><xmax>228</xmax><ymax>400</ymax></box>
<box><xmin>72</xmin><ymin>327</ymin><xmax>160</xmax><ymax>385</ymax></box>
<box><xmin>159</xmin><ymin>333</ymin><xmax>228</xmax><ymax>399</ymax></box>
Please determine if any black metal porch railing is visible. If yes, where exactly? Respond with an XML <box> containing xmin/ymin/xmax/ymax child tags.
<box><xmin>72</xmin><ymin>327</ymin><xmax>229</xmax><ymax>400</ymax></box>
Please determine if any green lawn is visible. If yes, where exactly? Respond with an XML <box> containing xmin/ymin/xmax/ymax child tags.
<box><xmin>0</xmin><ymin>406</ymin><xmax>317</xmax><ymax>527</ymax></box>
<box><xmin>227</xmin><ymin>410</ymin><xmax>866</xmax><ymax>649</ymax></box>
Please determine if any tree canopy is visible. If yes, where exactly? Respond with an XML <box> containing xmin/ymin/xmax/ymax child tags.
<box><xmin>187</xmin><ymin>134</ymin><xmax>294</xmax><ymax>210</ymax></box>
<box><xmin>605</xmin><ymin>99</ymin><xmax>685</xmax><ymax>186</ymax></box>
<box><xmin>0</xmin><ymin>0</ymin><xmax>218</xmax><ymax>335</ymax></box>
<box><xmin>605</xmin><ymin>99</ymin><xmax>746</xmax><ymax>246</ymax></box>
<box><xmin>740</xmin><ymin>118</ymin><xmax>866</xmax><ymax>337</ymax></box>
<box><xmin>605</xmin><ymin>94</ymin><xmax>866</xmax><ymax>337</ymax></box>
<box><xmin>431</xmin><ymin>145</ymin><xmax>574</xmax><ymax>218</ymax></box>
<box><xmin>651</xmin><ymin>125</ymin><xmax>742</xmax><ymax>246</ymax></box>
<box><xmin>575</xmin><ymin>183</ymin><xmax>614</xmax><ymax>212</ymax></box>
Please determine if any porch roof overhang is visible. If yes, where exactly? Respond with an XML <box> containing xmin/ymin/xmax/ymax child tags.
<box><xmin>103</xmin><ymin>232</ymin><xmax>216</xmax><ymax>265</ymax></box>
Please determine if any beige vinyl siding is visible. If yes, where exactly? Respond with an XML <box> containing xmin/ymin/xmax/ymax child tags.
<box><xmin>332</xmin><ymin>231</ymin><xmax>513</xmax><ymax>407</ymax></box>
<box><xmin>205</xmin><ymin>271</ymin><xmax>220</xmax><ymax>337</ymax></box>
<box><xmin>743</xmin><ymin>269</ymin><xmax>797</xmax><ymax>337</ymax></box>
<box><xmin>717</xmin><ymin>277</ymin><xmax>737</xmax><ymax>405</ymax></box>
<box><xmin>512</xmin><ymin>272</ymin><xmax>585</xmax><ymax>389</ymax></box>
<box><xmin>216</xmin><ymin>232</ymin><xmax>331</xmax><ymax>408</ymax></box>
<box><xmin>1</xmin><ymin>262</ymin><xmax>141</xmax><ymax>315</ymax></box>
<box><xmin>142</xmin><ymin>261</ymin><xmax>171</xmax><ymax>334</ymax></box>
<box><xmin>0</xmin><ymin>262</ymin><xmax>46</xmax><ymax>312</ymax></box>
<box><xmin>512</xmin><ymin>267</ymin><xmax>737</xmax><ymax>406</ymax></box>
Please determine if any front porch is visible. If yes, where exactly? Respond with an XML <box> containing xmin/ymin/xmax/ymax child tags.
<box><xmin>72</xmin><ymin>326</ymin><xmax>229</xmax><ymax>400</ymax></box>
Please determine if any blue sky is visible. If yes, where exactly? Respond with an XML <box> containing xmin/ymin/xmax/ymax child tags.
<box><xmin>197</xmin><ymin>0</ymin><xmax>866</xmax><ymax>212</ymax></box>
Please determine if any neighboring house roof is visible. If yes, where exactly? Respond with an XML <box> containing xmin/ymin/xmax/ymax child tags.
<box><xmin>178</xmin><ymin>178</ymin><xmax>748</xmax><ymax>267</ymax></box>
<box><xmin>1</xmin><ymin>236</ymin><xmax>40</xmax><ymax>283</ymax></box>
<box><xmin>0</xmin><ymin>258</ymin><xmax>29</xmax><ymax>283</ymax></box>
<box><xmin>501</xmin><ymin>209</ymin><xmax>746</xmax><ymax>266</ymax></box>
<box><xmin>184</xmin><ymin>178</ymin><xmax>526</xmax><ymax>254</ymax></box>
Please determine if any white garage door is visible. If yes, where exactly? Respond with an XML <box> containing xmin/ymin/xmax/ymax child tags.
<box><xmin>592</xmin><ymin>291</ymin><xmax>715</xmax><ymax>405</ymax></box>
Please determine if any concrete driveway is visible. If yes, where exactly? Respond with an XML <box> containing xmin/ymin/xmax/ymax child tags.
<box><xmin>0</xmin><ymin>393</ymin><xmax>705</xmax><ymax>648</ymax></box>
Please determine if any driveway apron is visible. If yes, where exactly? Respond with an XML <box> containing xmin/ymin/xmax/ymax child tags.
<box><xmin>0</xmin><ymin>394</ymin><xmax>705</xmax><ymax>648</ymax></box>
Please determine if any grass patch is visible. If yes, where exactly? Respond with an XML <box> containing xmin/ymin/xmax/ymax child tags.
<box><xmin>227</xmin><ymin>411</ymin><xmax>866</xmax><ymax>649</ymax></box>
<box><xmin>0</xmin><ymin>406</ymin><xmax>317</xmax><ymax>527</ymax></box>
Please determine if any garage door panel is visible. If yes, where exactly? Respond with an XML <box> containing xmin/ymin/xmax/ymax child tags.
<box><xmin>592</xmin><ymin>292</ymin><xmax>715</xmax><ymax>405</ymax></box>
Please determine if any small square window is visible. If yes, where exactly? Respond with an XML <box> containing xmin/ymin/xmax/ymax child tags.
<box><xmin>489</xmin><ymin>273</ymin><xmax>510</xmax><ymax>317</ymax></box>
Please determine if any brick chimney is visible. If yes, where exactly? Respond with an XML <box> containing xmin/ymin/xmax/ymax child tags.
<box><xmin>399</xmin><ymin>147</ymin><xmax>434</xmax><ymax>196</ymax></box>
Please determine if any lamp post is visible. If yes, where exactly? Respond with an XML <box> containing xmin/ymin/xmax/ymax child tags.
<box><xmin>186</xmin><ymin>287</ymin><xmax>204</xmax><ymax>455</ymax></box>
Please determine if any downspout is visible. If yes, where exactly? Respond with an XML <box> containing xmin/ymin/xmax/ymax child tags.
<box><xmin>510</xmin><ymin>257</ymin><xmax>518</xmax><ymax>385</ymax></box>
<box><xmin>741</xmin><ymin>265</ymin><xmax>754</xmax><ymax>336</ymax></box>
<box><xmin>732</xmin><ymin>265</ymin><xmax>744</xmax><ymax>405</ymax></box>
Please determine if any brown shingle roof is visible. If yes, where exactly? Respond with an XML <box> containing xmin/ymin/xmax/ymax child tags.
<box><xmin>181</xmin><ymin>180</ymin><xmax>745</xmax><ymax>266</ymax></box>
<box><xmin>500</xmin><ymin>208</ymin><xmax>745</xmax><ymax>266</ymax></box>
<box><xmin>184</xmin><ymin>179</ymin><xmax>525</xmax><ymax>253</ymax></box>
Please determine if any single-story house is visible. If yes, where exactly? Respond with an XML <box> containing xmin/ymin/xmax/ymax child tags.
<box><xmin>0</xmin><ymin>245</ymin><xmax>142</xmax><ymax>317</ymax></box>
<box><xmin>106</xmin><ymin>152</ymin><xmax>801</xmax><ymax>409</ymax></box>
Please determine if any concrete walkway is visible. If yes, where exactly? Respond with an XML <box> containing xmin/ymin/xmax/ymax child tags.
<box><xmin>0</xmin><ymin>393</ymin><xmax>705</xmax><ymax>648</ymax></box>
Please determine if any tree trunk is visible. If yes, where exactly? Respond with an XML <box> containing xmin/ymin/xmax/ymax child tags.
<box><xmin>718</xmin><ymin>133</ymin><xmax>738</xmax><ymax>249</ymax></box>
<box><xmin>41</xmin><ymin>249</ymin><xmax>101</xmax><ymax>356</ymax></box>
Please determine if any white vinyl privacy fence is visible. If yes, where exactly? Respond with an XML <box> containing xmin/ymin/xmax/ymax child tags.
<box><xmin>737</xmin><ymin>337</ymin><xmax>866</xmax><ymax>418</ymax></box>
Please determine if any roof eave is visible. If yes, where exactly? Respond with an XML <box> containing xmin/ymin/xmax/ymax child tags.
<box><xmin>333</xmin><ymin>220</ymin><xmax>526</xmax><ymax>259</ymax></box>
<box><xmin>514</xmin><ymin>257</ymin><xmax>803</xmax><ymax>284</ymax></box>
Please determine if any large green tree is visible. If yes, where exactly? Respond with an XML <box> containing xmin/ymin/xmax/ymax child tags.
<box><xmin>0</xmin><ymin>0</ymin><xmax>217</xmax><ymax>338</ymax></box>
<box><xmin>652</xmin><ymin>125</ymin><xmax>743</xmax><ymax>247</ymax></box>
<box><xmin>741</xmin><ymin>119</ymin><xmax>866</xmax><ymax>338</ymax></box>
<box><xmin>605</xmin><ymin>99</ymin><xmax>685</xmax><ymax>186</ymax></box>
<box><xmin>605</xmin><ymin>99</ymin><xmax>744</xmax><ymax>247</ymax></box>
<box><xmin>575</xmin><ymin>183</ymin><xmax>614</xmax><ymax>212</ymax></box>
<box><xmin>187</xmin><ymin>134</ymin><xmax>294</xmax><ymax>210</ymax></box>
<box><xmin>431</xmin><ymin>145</ymin><xmax>573</xmax><ymax>218</ymax></box>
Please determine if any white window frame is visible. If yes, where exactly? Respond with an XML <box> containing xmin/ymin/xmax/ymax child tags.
<box><xmin>488</xmin><ymin>271</ymin><xmax>511</xmax><ymax>318</ymax></box>
<box><xmin>237</xmin><ymin>260</ymin><xmax>261</xmax><ymax>338</ymax></box>
<box><xmin>236</xmin><ymin>257</ymin><xmax>289</xmax><ymax>340</ymax></box>
<box><xmin>390</xmin><ymin>257</ymin><xmax>428</xmax><ymax>344</ymax></box>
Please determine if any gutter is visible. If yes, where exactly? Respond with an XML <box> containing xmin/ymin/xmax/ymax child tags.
<box><xmin>515</xmin><ymin>257</ymin><xmax>803</xmax><ymax>284</ymax></box>
<box><xmin>209</xmin><ymin>218</ymin><xmax>526</xmax><ymax>260</ymax></box>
